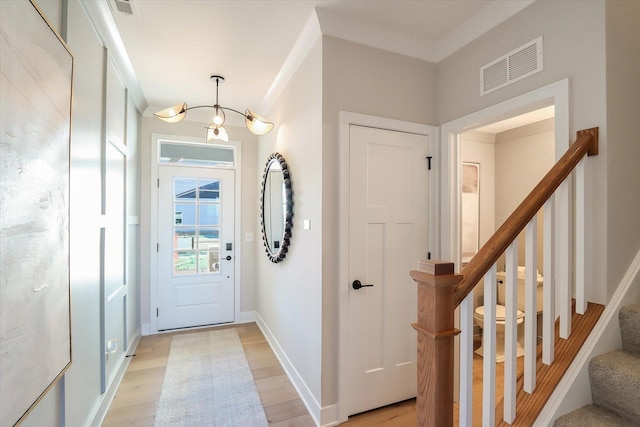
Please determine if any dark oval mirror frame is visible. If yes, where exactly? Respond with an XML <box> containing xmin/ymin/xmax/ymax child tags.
<box><xmin>260</xmin><ymin>152</ymin><xmax>293</xmax><ymax>263</ymax></box>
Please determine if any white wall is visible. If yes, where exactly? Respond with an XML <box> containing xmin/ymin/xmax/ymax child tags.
<box><xmin>437</xmin><ymin>0</ymin><xmax>608</xmax><ymax>304</ymax></box>
<box><xmin>495</xmin><ymin>118</ymin><xmax>555</xmax><ymax>274</ymax></box>
<box><xmin>461</xmin><ymin>130</ymin><xmax>495</xmax><ymax>309</ymax></box>
<box><xmin>461</xmin><ymin>120</ymin><xmax>554</xmax><ymax>309</ymax></box>
<box><xmin>462</xmin><ymin>131</ymin><xmax>496</xmax><ymax>253</ymax></box>
<box><xmin>17</xmin><ymin>1</ymin><xmax>142</xmax><ymax>425</ymax></box>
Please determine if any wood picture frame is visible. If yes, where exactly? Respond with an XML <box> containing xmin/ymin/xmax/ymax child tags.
<box><xmin>0</xmin><ymin>1</ymin><xmax>73</xmax><ymax>425</ymax></box>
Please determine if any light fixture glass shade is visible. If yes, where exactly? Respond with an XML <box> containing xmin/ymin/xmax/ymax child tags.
<box><xmin>206</xmin><ymin>125</ymin><xmax>229</xmax><ymax>143</ymax></box>
<box><xmin>154</xmin><ymin>102</ymin><xmax>187</xmax><ymax>123</ymax></box>
<box><xmin>213</xmin><ymin>106</ymin><xmax>225</xmax><ymax>126</ymax></box>
<box><xmin>245</xmin><ymin>109</ymin><xmax>274</xmax><ymax>135</ymax></box>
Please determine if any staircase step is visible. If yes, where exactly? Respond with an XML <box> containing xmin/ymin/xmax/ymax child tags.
<box><xmin>589</xmin><ymin>349</ymin><xmax>640</xmax><ymax>424</ymax></box>
<box><xmin>620</xmin><ymin>304</ymin><xmax>640</xmax><ymax>354</ymax></box>
<box><xmin>554</xmin><ymin>404</ymin><xmax>636</xmax><ymax>427</ymax></box>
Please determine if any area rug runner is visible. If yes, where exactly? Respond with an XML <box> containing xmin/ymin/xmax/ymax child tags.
<box><xmin>154</xmin><ymin>329</ymin><xmax>268</xmax><ymax>426</ymax></box>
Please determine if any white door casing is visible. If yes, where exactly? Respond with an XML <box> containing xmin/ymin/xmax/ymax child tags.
<box><xmin>346</xmin><ymin>124</ymin><xmax>430</xmax><ymax>415</ymax></box>
<box><xmin>157</xmin><ymin>165</ymin><xmax>235</xmax><ymax>330</ymax></box>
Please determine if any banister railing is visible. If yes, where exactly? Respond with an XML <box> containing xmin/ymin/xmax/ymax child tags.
<box><xmin>455</xmin><ymin>127</ymin><xmax>598</xmax><ymax>306</ymax></box>
<box><xmin>411</xmin><ymin>128</ymin><xmax>598</xmax><ymax>427</ymax></box>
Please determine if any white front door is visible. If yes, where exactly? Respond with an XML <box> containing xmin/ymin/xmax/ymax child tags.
<box><xmin>347</xmin><ymin>125</ymin><xmax>429</xmax><ymax>415</ymax></box>
<box><xmin>157</xmin><ymin>165</ymin><xmax>235</xmax><ymax>330</ymax></box>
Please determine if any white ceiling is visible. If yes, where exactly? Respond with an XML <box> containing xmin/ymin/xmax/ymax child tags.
<box><xmin>475</xmin><ymin>105</ymin><xmax>556</xmax><ymax>134</ymax></box>
<box><xmin>109</xmin><ymin>0</ymin><xmax>534</xmax><ymax>125</ymax></box>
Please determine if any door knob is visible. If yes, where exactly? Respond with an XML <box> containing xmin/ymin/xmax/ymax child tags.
<box><xmin>225</xmin><ymin>255</ymin><xmax>232</xmax><ymax>261</ymax></box>
<box><xmin>352</xmin><ymin>280</ymin><xmax>374</xmax><ymax>290</ymax></box>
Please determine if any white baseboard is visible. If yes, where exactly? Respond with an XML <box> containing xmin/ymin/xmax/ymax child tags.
<box><xmin>90</xmin><ymin>327</ymin><xmax>142</xmax><ymax>427</ymax></box>
<box><xmin>319</xmin><ymin>404</ymin><xmax>340</xmax><ymax>427</ymax></box>
<box><xmin>255</xmin><ymin>313</ymin><xmax>339</xmax><ymax>427</ymax></box>
<box><xmin>239</xmin><ymin>310</ymin><xmax>257</xmax><ymax>323</ymax></box>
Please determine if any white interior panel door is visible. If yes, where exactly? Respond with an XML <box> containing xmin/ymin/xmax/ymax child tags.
<box><xmin>347</xmin><ymin>125</ymin><xmax>429</xmax><ymax>415</ymax></box>
<box><xmin>157</xmin><ymin>166</ymin><xmax>235</xmax><ymax>330</ymax></box>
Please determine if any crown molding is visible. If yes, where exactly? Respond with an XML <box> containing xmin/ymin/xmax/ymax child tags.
<box><xmin>435</xmin><ymin>0</ymin><xmax>536</xmax><ymax>62</ymax></box>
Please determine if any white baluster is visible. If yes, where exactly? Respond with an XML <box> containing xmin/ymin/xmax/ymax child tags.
<box><xmin>576</xmin><ymin>158</ymin><xmax>586</xmax><ymax>314</ymax></box>
<box><xmin>459</xmin><ymin>293</ymin><xmax>473</xmax><ymax>427</ymax></box>
<box><xmin>504</xmin><ymin>240</ymin><xmax>518</xmax><ymax>423</ymax></box>
<box><xmin>483</xmin><ymin>265</ymin><xmax>497</xmax><ymax>426</ymax></box>
<box><xmin>543</xmin><ymin>197</ymin><xmax>556</xmax><ymax>365</ymax></box>
<box><xmin>558</xmin><ymin>180</ymin><xmax>572</xmax><ymax>338</ymax></box>
<box><xmin>525</xmin><ymin>218</ymin><xmax>538</xmax><ymax>393</ymax></box>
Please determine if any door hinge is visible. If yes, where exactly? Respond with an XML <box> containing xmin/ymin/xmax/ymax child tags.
<box><xmin>157</xmin><ymin>243</ymin><xmax>159</xmax><ymax>252</ymax></box>
<box><xmin>426</xmin><ymin>156</ymin><xmax>433</xmax><ymax>170</ymax></box>
<box><xmin>157</xmin><ymin>178</ymin><xmax>159</xmax><ymax>188</ymax></box>
<box><xmin>156</xmin><ymin>308</ymin><xmax>159</xmax><ymax>317</ymax></box>
<box><xmin>427</xmin><ymin>252</ymin><xmax>432</xmax><ymax>260</ymax></box>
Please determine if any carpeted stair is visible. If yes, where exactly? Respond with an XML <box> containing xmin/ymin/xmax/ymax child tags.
<box><xmin>554</xmin><ymin>304</ymin><xmax>640</xmax><ymax>426</ymax></box>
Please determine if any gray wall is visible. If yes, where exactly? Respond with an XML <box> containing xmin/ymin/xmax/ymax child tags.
<box><xmin>256</xmin><ymin>39</ymin><xmax>324</xmax><ymax>407</ymax></box>
<box><xmin>546</xmin><ymin>4</ymin><xmax>640</xmax><ymax>414</ymax></box>
<box><xmin>437</xmin><ymin>0</ymin><xmax>609</xmax><ymax>302</ymax></box>
<box><xmin>18</xmin><ymin>1</ymin><xmax>142</xmax><ymax>425</ymax></box>
<box><xmin>321</xmin><ymin>36</ymin><xmax>438</xmax><ymax>406</ymax></box>
<box><xmin>605</xmin><ymin>0</ymin><xmax>640</xmax><ymax>291</ymax></box>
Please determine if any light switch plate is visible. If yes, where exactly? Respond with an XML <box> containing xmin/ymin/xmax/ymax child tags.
<box><xmin>304</xmin><ymin>219</ymin><xmax>311</xmax><ymax>230</ymax></box>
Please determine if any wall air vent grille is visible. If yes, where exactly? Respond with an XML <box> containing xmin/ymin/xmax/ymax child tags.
<box><xmin>110</xmin><ymin>0</ymin><xmax>136</xmax><ymax>16</ymax></box>
<box><xmin>480</xmin><ymin>36</ymin><xmax>543</xmax><ymax>96</ymax></box>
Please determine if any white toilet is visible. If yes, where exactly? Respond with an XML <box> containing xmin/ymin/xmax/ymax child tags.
<box><xmin>474</xmin><ymin>269</ymin><xmax>543</xmax><ymax>363</ymax></box>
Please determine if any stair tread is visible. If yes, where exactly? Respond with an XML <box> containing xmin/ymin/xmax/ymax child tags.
<box><xmin>554</xmin><ymin>404</ymin><xmax>636</xmax><ymax>427</ymax></box>
<box><xmin>589</xmin><ymin>350</ymin><xmax>640</xmax><ymax>424</ymax></box>
<box><xmin>590</xmin><ymin>349</ymin><xmax>640</xmax><ymax>376</ymax></box>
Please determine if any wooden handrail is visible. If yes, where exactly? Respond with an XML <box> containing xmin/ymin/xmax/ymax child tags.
<box><xmin>454</xmin><ymin>128</ymin><xmax>598</xmax><ymax>307</ymax></box>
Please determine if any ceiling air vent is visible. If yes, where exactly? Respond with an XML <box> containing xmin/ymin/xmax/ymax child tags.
<box><xmin>480</xmin><ymin>36</ymin><xmax>543</xmax><ymax>96</ymax></box>
<box><xmin>110</xmin><ymin>0</ymin><xmax>136</xmax><ymax>16</ymax></box>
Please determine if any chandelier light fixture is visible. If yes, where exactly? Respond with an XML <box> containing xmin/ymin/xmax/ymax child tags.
<box><xmin>154</xmin><ymin>75</ymin><xmax>274</xmax><ymax>142</ymax></box>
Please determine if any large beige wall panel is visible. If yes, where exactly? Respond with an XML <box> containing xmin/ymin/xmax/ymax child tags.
<box><xmin>605</xmin><ymin>1</ymin><xmax>640</xmax><ymax>292</ymax></box>
<box><xmin>321</xmin><ymin>36</ymin><xmax>437</xmax><ymax>406</ymax></box>
<box><xmin>437</xmin><ymin>0</ymin><xmax>608</xmax><ymax>302</ymax></box>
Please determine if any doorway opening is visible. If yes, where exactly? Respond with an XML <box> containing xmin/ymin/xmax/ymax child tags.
<box><xmin>148</xmin><ymin>134</ymin><xmax>242</xmax><ymax>335</ymax></box>
<box><xmin>440</xmin><ymin>80</ymin><xmax>570</xmax><ymax>421</ymax></box>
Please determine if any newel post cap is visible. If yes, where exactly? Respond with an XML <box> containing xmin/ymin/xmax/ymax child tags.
<box><xmin>410</xmin><ymin>260</ymin><xmax>462</xmax><ymax>287</ymax></box>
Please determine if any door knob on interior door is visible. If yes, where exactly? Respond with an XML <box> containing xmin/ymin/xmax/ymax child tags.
<box><xmin>225</xmin><ymin>255</ymin><xmax>232</xmax><ymax>261</ymax></box>
<box><xmin>352</xmin><ymin>280</ymin><xmax>374</xmax><ymax>290</ymax></box>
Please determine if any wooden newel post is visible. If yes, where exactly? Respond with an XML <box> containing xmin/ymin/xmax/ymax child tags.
<box><xmin>410</xmin><ymin>260</ymin><xmax>462</xmax><ymax>427</ymax></box>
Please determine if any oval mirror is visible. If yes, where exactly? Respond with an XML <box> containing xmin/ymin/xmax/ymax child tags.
<box><xmin>260</xmin><ymin>152</ymin><xmax>293</xmax><ymax>263</ymax></box>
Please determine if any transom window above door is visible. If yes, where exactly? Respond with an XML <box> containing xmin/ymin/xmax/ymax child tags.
<box><xmin>158</xmin><ymin>140</ymin><xmax>235</xmax><ymax>167</ymax></box>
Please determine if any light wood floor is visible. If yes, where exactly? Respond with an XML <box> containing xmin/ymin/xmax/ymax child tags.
<box><xmin>102</xmin><ymin>323</ymin><xmax>507</xmax><ymax>426</ymax></box>
<box><xmin>102</xmin><ymin>323</ymin><xmax>315</xmax><ymax>426</ymax></box>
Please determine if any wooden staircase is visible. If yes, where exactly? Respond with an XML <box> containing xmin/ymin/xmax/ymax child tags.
<box><xmin>496</xmin><ymin>302</ymin><xmax>604</xmax><ymax>426</ymax></box>
<box><xmin>410</xmin><ymin>128</ymin><xmax>601</xmax><ymax>426</ymax></box>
